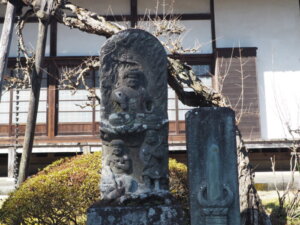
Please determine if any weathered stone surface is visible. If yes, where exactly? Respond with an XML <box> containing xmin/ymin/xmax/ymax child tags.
<box><xmin>87</xmin><ymin>204</ymin><xmax>185</xmax><ymax>225</ymax></box>
<box><xmin>99</xmin><ymin>29</ymin><xmax>169</xmax><ymax>201</ymax></box>
<box><xmin>186</xmin><ymin>107</ymin><xmax>241</xmax><ymax>225</ymax></box>
<box><xmin>89</xmin><ymin>29</ymin><xmax>185</xmax><ymax>225</ymax></box>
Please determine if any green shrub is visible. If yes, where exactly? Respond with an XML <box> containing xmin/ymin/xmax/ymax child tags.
<box><xmin>0</xmin><ymin>152</ymin><xmax>101</xmax><ymax>225</ymax></box>
<box><xmin>0</xmin><ymin>153</ymin><xmax>188</xmax><ymax>225</ymax></box>
<box><xmin>169</xmin><ymin>158</ymin><xmax>189</xmax><ymax>207</ymax></box>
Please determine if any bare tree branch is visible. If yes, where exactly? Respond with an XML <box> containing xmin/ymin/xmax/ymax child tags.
<box><xmin>55</xmin><ymin>3</ymin><xmax>125</xmax><ymax>38</ymax></box>
<box><xmin>0</xmin><ymin>0</ymin><xmax>225</xmax><ymax>106</ymax></box>
<box><xmin>53</xmin><ymin>1</ymin><xmax>223</xmax><ymax>107</ymax></box>
<box><xmin>168</xmin><ymin>58</ymin><xmax>225</xmax><ymax>106</ymax></box>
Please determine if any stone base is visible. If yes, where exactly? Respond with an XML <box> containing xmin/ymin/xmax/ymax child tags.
<box><xmin>87</xmin><ymin>204</ymin><xmax>186</xmax><ymax>225</ymax></box>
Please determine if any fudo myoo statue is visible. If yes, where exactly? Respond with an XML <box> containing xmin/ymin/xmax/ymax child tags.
<box><xmin>99</xmin><ymin>29</ymin><xmax>169</xmax><ymax>203</ymax></box>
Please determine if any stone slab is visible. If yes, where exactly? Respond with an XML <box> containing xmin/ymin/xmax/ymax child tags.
<box><xmin>87</xmin><ymin>204</ymin><xmax>186</xmax><ymax>225</ymax></box>
<box><xmin>186</xmin><ymin>107</ymin><xmax>241</xmax><ymax>225</ymax></box>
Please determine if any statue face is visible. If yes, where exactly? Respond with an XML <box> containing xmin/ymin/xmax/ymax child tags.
<box><xmin>112</xmin><ymin>145</ymin><xmax>123</xmax><ymax>156</ymax></box>
<box><xmin>123</xmin><ymin>70</ymin><xmax>143</xmax><ymax>89</ymax></box>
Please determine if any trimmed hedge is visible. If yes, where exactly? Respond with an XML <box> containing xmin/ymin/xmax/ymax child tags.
<box><xmin>0</xmin><ymin>152</ymin><xmax>188</xmax><ymax>225</ymax></box>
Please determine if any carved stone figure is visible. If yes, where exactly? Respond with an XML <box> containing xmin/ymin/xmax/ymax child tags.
<box><xmin>99</xmin><ymin>29</ymin><xmax>169</xmax><ymax>202</ymax></box>
<box><xmin>101</xmin><ymin>140</ymin><xmax>137</xmax><ymax>201</ymax></box>
<box><xmin>111</xmin><ymin>69</ymin><xmax>152</xmax><ymax>114</ymax></box>
<box><xmin>140</xmin><ymin>130</ymin><xmax>164</xmax><ymax>191</ymax></box>
<box><xmin>106</xmin><ymin>140</ymin><xmax>131</xmax><ymax>174</ymax></box>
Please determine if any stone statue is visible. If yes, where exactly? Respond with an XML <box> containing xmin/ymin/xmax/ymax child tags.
<box><xmin>99</xmin><ymin>29</ymin><xmax>169</xmax><ymax>203</ymax></box>
<box><xmin>88</xmin><ymin>29</ymin><xmax>185</xmax><ymax>225</ymax></box>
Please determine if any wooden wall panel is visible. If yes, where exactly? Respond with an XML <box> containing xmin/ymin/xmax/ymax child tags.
<box><xmin>57</xmin><ymin>123</ymin><xmax>94</xmax><ymax>135</ymax></box>
<box><xmin>0</xmin><ymin>125</ymin><xmax>10</xmax><ymax>137</ymax></box>
<box><xmin>216</xmin><ymin>48</ymin><xmax>260</xmax><ymax>140</ymax></box>
<box><xmin>10</xmin><ymin>124</ymin><xmax>47</xmax><ymax>136</ymax></box>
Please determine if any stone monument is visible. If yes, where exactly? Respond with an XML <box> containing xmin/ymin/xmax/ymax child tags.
<box><xmin>87</xmin><ymin>29</ymin><xmax>185</xmax><ymax>225</ymax></box>
<box><xmin>186</xmin><ymin>108</ymin><xmax>241</xmax><ymax>225</ymax></box>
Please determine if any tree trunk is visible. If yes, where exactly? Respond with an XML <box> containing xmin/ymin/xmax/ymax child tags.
<box><xmin>0</xmin><ymin>1</ymin><xmax>16</xmax><ymax>101</ymax></box>
<box><xmin>237</xmin><ymin>129</ymin><xmax>272</xmax><ymax>225</ymax></box>
<box><xmin>17</xmin><ymin>19</ymin><xmax>48</xmax><ymax>186</ymax></box>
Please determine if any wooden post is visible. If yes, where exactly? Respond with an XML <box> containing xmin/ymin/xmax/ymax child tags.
<box><xmin>83</xmin><ymin>145</ymin><xmax>91</xmax><ymax>154</ymax></box>
<box><xmin>17</xmin><ymin>19</ymin><xmax>49</xmax><ymax>186</ymax></box>
<box><xmin>47</xmin><ymin>20</ymin><xmax>58</xmax><ymax>138</ymax></box>
<box><xmin>8</xmin><ymin>147</ymin><xmax>17</xmax><ymax>178</ymax></box>
<box><xmin>0</xmin><ymin>1</ymin><xmax>16</xmax><ymax>101</ymax></box>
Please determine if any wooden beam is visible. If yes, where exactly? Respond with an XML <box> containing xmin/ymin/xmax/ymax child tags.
<box><xmin>0</xmin><ymin>2</ymin><xmax>16</xmax><ymax>101</ymax></box>
<box><xmin>170</xmin><ymin>53</ymin><xmax>214</xmax><ymax>65</ymax></box>
<box><xmin>7</xmin><ymin>147</ymin><xmax>17</xmax><ymax>178</ymax></box>
<box><xmin>210</xmin><ymin>0</ymin><xmax>218</xmax><ymax>90</ymax></box>
<box><xmin>0</xmin><ymin>16</ymin><xmax>38</xmax><ymax>23</ymax></box>
<box><xmin>50</xmin><ymin>19</ymin><xmax>57</xmax><ymax>57</ymax></box>
<box><xmin>92</xmin><ymin>70</ymin><xmax>96</xmax><ymax>136</ymax></box>
<box><xmin>131</xmin><ymin>0</ymin><xmax>138</xmax><ymax>27</ymax></box>
<box><xmin>8</xmin><ymin>86</ymin><xmax>13</xmax><ymax>137</ymax></box>
<box><xmin>210</xmin><ymin>0</ymin><xmax>216</xmax><ymax>52</ymax></box>
<box><xmin>210</xmin><ymin>0</ymin><xmax>216</xmax><ymax>76</ymax></box>
<box><xmin>48</xmin><ymin>19</ymin><xmax>58</xmax><ymax>138</ymax></box>
<box><xmin>105</xmin><ymin>15</ymin><xmax>131</xmax><ymax>21</ymax></box>
<box><xmin>47</xmin><ymin>65</ymin><xmax>58</xmax><ymax>138</ymax></box>
<box><xmin>216</xmin><ymin>47</ymin><xmax>258</xmax><ymax>58</ymax></box>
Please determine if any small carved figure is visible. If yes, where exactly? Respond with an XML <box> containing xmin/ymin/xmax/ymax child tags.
<box><xmin>112</xmin><ymin>68</ymin><xmax>153</xmax><ymax>114</ymax></box>
<box><xmin>100</xmin><ymin>166</ymin><xmax>125</xmax><ymax>201</ymax></box>
<box><xmin>101</xmin><ymin>140</ymin><xmax>137</xmax><ymax>200</ymax></box>
<box><xmin>140</xmin><ymin>130</ymin><xmax>164</xmax><ymax>191</ymax></box>
<box><xmin>106</xmin><ymin>140</ymin><xmax>131</xmax><ymax>174</ymax></box>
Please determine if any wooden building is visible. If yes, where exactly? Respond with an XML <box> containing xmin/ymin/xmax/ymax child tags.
<box><xmin>0</xmin><ymin>0</ymin><xmax>299</xmax><ymax>177</ymax></box>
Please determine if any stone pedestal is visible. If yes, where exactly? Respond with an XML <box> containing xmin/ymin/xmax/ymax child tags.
<box><xmin>87</xmin><ymin>204</ymin><xmax>185</xmax><ymax>225</ymax></box>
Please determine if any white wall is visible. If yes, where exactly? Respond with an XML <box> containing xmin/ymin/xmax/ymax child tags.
<box><xmin>57</xmin><ymin>24</ymin><xmax>107</xmax><ymax>56</ymax></box>
<box><xmin>215</xmin><ymin>0</ymin><xmax>300</xmax><ymax>140</ymax></box>
<box><xmin>0</xmin><ymin>23</ymin><xmax>50</xmax><ymax>57</ymax></box>
<box><xmin>138</xmin><ymin>0</ymin><xmax>209</xmax><ymax>14</ymax></box>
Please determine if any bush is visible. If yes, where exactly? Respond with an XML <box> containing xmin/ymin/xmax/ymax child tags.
<box><xmin>0</xmin><ymin>153</ymin><xmax>101</xmax><ymax>225</ymax></box>
<box><xmin>169</xmin><ymin>158</ymin><xmax>189</xmax><ymax>207</ymax></box>
<box><xmin>0</xmin><ymin>153</ymin><xmax>188</xmax><ymax>225</ymax></box>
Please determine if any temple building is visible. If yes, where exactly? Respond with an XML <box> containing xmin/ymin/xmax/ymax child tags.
<box><xmin>0</xmin><ymin>0</ymin><xmax>299</xmax><ymax>178</ymax></box>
